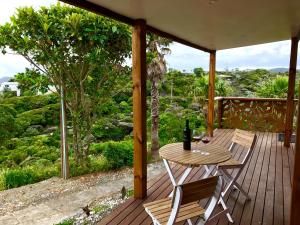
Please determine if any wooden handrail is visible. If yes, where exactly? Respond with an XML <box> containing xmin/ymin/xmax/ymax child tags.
<box><xmin>215</xmin><ymin>96</ymin><xmax>298</xmax><ymax>132</ymax></box>
<box><xmin>214</xmin><ymin>96</ymin><xmax>298</xmax><ymax>102</ymax></box>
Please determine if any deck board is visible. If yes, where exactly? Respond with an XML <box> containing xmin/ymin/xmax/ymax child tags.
<box><xmin>98</xmin><ymin>129</ymin><xmax>293</xmax><ymax>225</ymax></box>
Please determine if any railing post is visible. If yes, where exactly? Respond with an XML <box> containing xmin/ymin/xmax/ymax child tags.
<box><xmin>290</xmin><ymin>83</ymin><xmax>300</xmax><ymax>225</ymax></box>
<box><xmin>284</xmin><ymin>37</ymin><xmax>298</xmax><ymax>147</ymax></box>
<box><xmin>132</xmin><ymin>19</ymin><xmax>147</xmax><ymax>199</ymax></box>
<box><xmin>207</xmin><ymin>50</ymin><xmax>216</xmax><ymax>137</ymax></box>
<box><xmin>217</xmin><ymin>98</ymin><xmax>223</xmax><ymax>128</ymax></box>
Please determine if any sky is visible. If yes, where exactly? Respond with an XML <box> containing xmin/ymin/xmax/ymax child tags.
<box><xmin>0</xmin><ymin>0</ymin><xmax>299</xmax><ymax>78</ymax></box>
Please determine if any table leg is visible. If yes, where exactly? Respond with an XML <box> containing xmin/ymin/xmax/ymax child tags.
<box><xmin>163</xmin><ymin>159</ymin><xmax>193</xmax><ymax>197</ymax></box>
<box><xmin>203</xmin><ymin>165</ymin><xmax>216</xmax><ymax>178</ymax></box>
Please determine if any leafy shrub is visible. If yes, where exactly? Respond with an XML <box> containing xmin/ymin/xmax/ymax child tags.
<box><xmin>16</xmin><ymin>103</ymin><xmax>60</xmax><ymax>129</ymax></box>
<box><xmin>0</xmin><ymin>94</ymin><xmax>58</xmax><ymax>113</ymax></box>
<box><xmin>8</xmin><ymin>151</ymin><xmax>28</xmax><ymax>165</ymax></box>
<box><xmin>92</xmin><ymin>118</ymin><xmax>128</xmax><ymax>141</ymax></box>
<box><xmin>158</xmin><ymin>111</ymin><xmax>206</xmax><ymax>146</ymax></box>
<box><xmin>0</xmin><ymin>104</ymin><xmax>19</xmax><ymax>144</ymax></box>
<box><xmin>2</xmin><ymin>165</ymin><xmax>58</xmax><ymax>189</ymax></box>
<box><xmin>69</xmin><ymin>156</ymin><xmax>110</xmax><ymax>176</ymax></box>
<box><xmin>102</xmin><ymin>140</ymin><xmax>133</xmax><ymax>169</ymax></box>
<box><xmin>90</xmin><ymin>143</ymin><xmax>106</xmax><ymax>154</ymax></box>
<box><xmin>255</xmin><ymin>75</ymin><xmax>298</xmax><ymax>98</ymax></box>
<box><xmin>119</xmin><ymin>101</ymin><xmax>131</xmax><ymax>113</ymax></box>
<box><xmin>3</xmin><ymin>168</ymin><xmax>37</xmax><ymax>188</ymax></box>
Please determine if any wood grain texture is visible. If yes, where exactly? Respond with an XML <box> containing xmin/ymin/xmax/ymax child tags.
<box><xmin>290</xmin><ymin>81</ymin><xmax>300</xmax><ymax>225</ymax></box>
<box><xmin>284</xmin><ymin>37</ymin><xmax>299</xmax><ymax>147</ymax></box>
<box><xmin>159</xmin><ymin>142</ymin><xmax>232</xmax><ymax>166</ymax></box>
<box><xmin>98</xmin><ymin>129</ymin><xmax>293</xmax><ymax>225</ymax></box>
<box><xmin>208</xmin><ymin>51</ymin><xmax>216</xmax><ymax>137</ymax></box>
<box><xmin>219</xmin><ymin>98</ymin><xmax>298</xmax><ymax>132</ymax></box>
<box><xmin>132</xmin><ymin>19</ymin><xmax>147</xmax><ymax>199</ymax></box>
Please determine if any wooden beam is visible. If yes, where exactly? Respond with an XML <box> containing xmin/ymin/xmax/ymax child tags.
<box><xmin>147</xmin><ymin>26</ymin><xmax>212</xmax><ymax>53</ymax></box>
<box><xmin>290</xmin><ymin>83</ymin><xmax>300</xmax><ymax>225</ymax></box>
<box><xmin>132</xmin><ymin>19</ymin><xmax>147</xmax><ymax>199</ymax></box>
<box><xmin>284</xmin><ymin>37</ymin><xmax>299</xmax><ymax>147</ymax></box>
<box><xmin>60</xmin><ymin>0</ymin><xmax>135</xmax><ymax>25</ymax></box>
<box><xmin>207</xmin><ymin>51</ymin><xmax>216</xmax><ymax>137</ymax></box>
<box><xmin>59</xmin><ymin>0</ymin><xmax>213</xmax><ymax>53</ymax></box>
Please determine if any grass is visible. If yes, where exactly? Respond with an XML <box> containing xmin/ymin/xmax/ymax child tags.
<box><xmin>55</xmin><ymin>218</ymin><xmax>75</xmax><ymax>225</ymax></box>
<box><xmin>92</xmin><ymin>205</ymin><xmax>110</xmax><ymax>213</ymax></box>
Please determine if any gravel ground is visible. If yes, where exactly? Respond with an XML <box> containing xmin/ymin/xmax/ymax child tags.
<box><xmin>0</xmin><ymin>167</ymin><xmax>133</xmax><ymax>216</ymax></box>
<box><xmin>0</xmin><ymin>161</ymin><xmax>165</xmax><ymax>224</ymax></box>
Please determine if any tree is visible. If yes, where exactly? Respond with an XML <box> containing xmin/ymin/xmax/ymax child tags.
<box><xmin>147</xmin><ymin>34</ymin><xmax>171</xmax><ymax>157</ymax></box>
<box><xmin>193</xmin><ymin>67</ymin><xmax>205</xmax><ymax>77</ymax></box>
<box><xmin>255</xmin><ymin>75</ymin><xmax>298</xmax><ymax>98</ymax></box>
<box><xmin>13</xmin><ymin>68</ymin><xmax>50</xmax><ymax>95</ymax></box>
<box><xmin>0</xmin><ymin>4</ymin><xmax>131</xmax><ymax>165</ymax></box>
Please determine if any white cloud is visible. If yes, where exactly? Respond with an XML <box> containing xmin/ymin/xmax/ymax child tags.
<box><xmin>0</xmin><ymin>0</ymin><xmax>57</xmax><ymax>24</ymax></box>
<box><xmin>0</xmin><ymin>1</ymin><xmax>299</xmax><ymax>78</ymax></box>
<box><xmin>167</xmin><ymin>40</ymin><xmax>300</xmax><ymax>71</ymax></box>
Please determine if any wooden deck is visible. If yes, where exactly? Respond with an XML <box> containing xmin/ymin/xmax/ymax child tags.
<box><xmin>99</xmin><ymin>129</ymin><xmax>294</xmax><ymax>225</ymax></box>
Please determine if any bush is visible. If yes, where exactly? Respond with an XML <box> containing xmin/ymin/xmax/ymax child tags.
<box><xmin>90</xmin><ymin>143</ymin><xmax>106</xmax><ymax>154</ymax></box>
<box><xmin>17</xmin><ymin>103</ymin><xmax>60</xmax><ymax>128</ymax></box>
<box><xmin>0</xmin><ymin>94</ymin><xmax>58</xmax><ymax>113</ymax></box>
<box><xmin>3</xmin><ymin>168</ymin><xmax>37</xmax><ymax>189</ymax></box>
<box><xmin>0</xmin><ymin>104</ymin><xmax>19</xmax><ymax>144</ymax></box>
<box><xmin>92</xmin><ymin>118</ymin><xmax>128</xmax><ymax>141</ymax></box>
<box><xmin>2</xmin><ymin>165</ymin><xmax>58</xmax><ymax>189</ymax></box>
<box><xmin>102</xmin><ymin>140</ymin><xmax>133</xmax><ymax>169</ymax></box>
<box><xmin>8</xmin><ymin>151</ymin><xmax>28</xmax><ymax>165</ymax></box>
<box><xmin>68</xmin><ymin>155</ymin><xmax>110</xmax><ymax>176</ymax></box>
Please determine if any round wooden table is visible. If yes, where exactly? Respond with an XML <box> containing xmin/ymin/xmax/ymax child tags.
<box><xmin>159</xmin><ymin>142</ymin><xmax>232</xmax><ymax>167</ymax></box>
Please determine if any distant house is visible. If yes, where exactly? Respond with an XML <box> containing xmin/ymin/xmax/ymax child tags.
<box><xmin>0</xmin><ymin>82</ymin><xmax>21</xmax><ymax>96</ymax></box>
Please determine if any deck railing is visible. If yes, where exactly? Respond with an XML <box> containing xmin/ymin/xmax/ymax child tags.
<box><xmin>215</xmin><ymin>97</ymin><xmax>298</xmax><ymax>132</ymax></box>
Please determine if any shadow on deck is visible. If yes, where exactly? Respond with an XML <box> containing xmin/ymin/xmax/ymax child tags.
<box><xmin>98</xmin><ymin>129</ymin><xmax>294</xmax><ymax>225</ymax></box>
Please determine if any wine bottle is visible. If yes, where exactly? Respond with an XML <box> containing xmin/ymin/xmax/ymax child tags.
<box><xmin>183</xmin><ymin>119</ymin><xmax>191</xmax><ymax>150</ymax></box>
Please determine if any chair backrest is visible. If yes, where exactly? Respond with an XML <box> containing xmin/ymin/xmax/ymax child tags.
<box><xmin>231</xmin><ymin>129</ymin><xmax>257</xmax><ymax>165</ymax></box>
<box><xmin>232</xmin><ymin>129</ymin><xmax>256</xmax><ymax>149</ymax></box>
<box><xmin>167</xmin><ymin>176</ymin><xmax>223</xmax><ymax>225</ymax></box>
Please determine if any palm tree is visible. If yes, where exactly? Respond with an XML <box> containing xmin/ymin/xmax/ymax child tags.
<box><xmin>147</xmin><ymin>34</ymin><xmax>171</xmax><ymax>158</ymax></box>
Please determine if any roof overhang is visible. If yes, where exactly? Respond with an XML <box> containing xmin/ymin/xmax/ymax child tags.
<box><xmin>61</xmin><ymin>0</ymin><xmax>300</xmax><ymax>52</ymax></box>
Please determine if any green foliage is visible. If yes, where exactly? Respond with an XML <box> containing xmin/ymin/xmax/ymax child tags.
<box><xmin>13</xmin><ymin>68</ymin><xmax>50</xmax><ymax>95</ymax></box>
<box><xmin>92</xmin><ymin>118</ymin><xmax>129</xmax><ymax>141</ymax></box>
<box><xmin>17</xmin><ymin>103</ymin><xmax>60</xmax><ymax>127</ymax></box>
<box><xmin>0</xmin><ymin>94</ymin><xmax>58</xmax><ymax>113</ymax></box>
<box><xmin>0</xmin><ymin>4</ymin><xmax>132</xmax><ymax>164</ymax></box>
<box><xmin>256</xmin><ymin>75</ymin><xmax>298</xmax><ymax>98</ymax></box>
<box><xmin>102</xmin><ymin>140</ymin><xmax>133</xmax><ymax>169</ymax></box>
<box><xmin>69</xmin><ymin>155</ymin><xmax>110</xmax><ymax>177</ymax></box>
<box><xmin>0</xmin><ymin>104</ymin><xmax>18</xmax><ymax>144</ymax></box>
<box><xmin>193</xmin><ymin>67</ymin><xmax>206</xmax><ymax>77</ymax></box>
<box><xmin>2</xmin><ymin>165</ymin><xmax>58</xmax><ymax>189</ymax></box>
<box><xmin>55</xmin><ymin>219</ymin><xmax>75</xmax><ymax>225</ymax></box>
<box><xmin>224</xmin><ymin>69</ymin><xmax>278</xmax><ymax>96</ymax></box>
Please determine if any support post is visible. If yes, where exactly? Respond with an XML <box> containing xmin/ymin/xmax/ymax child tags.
<box><xmin>132</xmin><ymin>19</ymin><xmax>147</xmax><ymax>199</ymax></box>
<box><xmin>284</xmin><ymin>37</ymin><xmax>299</xmax><ymax>147</ymax></box>
<box><xmin>207</xmin><ymin>51</ymin><xmax>216</xmax><ymax>137</ymax></box>
<box><xmin>290</xmin><ymin>81</ymin><xmax>300</xmax><ymax>225</ymax></box>
<box><xmin>217</xmin><ymin>98</ymin><xmax>223</xmax><ymax>128</ymax></box>
<box><xmin>60</xmin><ymin>86</ymin><xmax>69</xmax><ymax>179</ymax></box>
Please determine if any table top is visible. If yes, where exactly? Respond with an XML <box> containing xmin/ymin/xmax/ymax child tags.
<box><xmin>159</xmin><ymin>142</ymin><xmax>232</xmax><ymax>166</ymax></box>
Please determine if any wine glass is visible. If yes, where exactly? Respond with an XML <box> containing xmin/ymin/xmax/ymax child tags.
<box><xmin>201</xmin><ymin>135</ymin><xmax>210</xmax><ymax>144</ymax></box>
<box><xmin>193</xmin><ymin>129</ymin><xmax>202</xmax><ymax>149</ymax></box>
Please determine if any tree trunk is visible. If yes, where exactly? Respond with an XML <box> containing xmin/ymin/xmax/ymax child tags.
<box><xmin>151</xmin><ymin>78</ymin><xmax>159</xmax><ymax>158</ymax></box>
<box><xmin>72</xmin><ymin>116</ymin><xmax>80</xmax><ymax>164</ymax></box>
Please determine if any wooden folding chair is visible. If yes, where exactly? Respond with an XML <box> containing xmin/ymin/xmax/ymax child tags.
<box><xmin>217</xmin><ymin>129</ymin><xmax>257</xmax><ymax>201</ymax></box>
<box><xmin>144</xmin><ymin>176</ymin><xmax>229</xmax><ymax>225</ymax></box>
